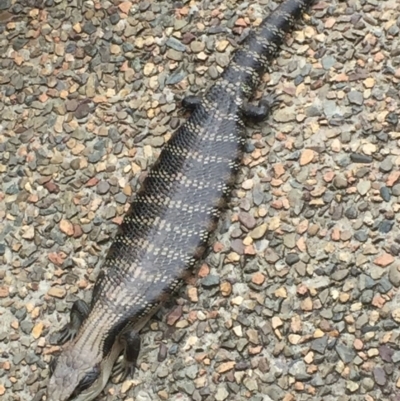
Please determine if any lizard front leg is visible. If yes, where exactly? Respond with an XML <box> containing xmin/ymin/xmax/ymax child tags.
<box><xmin>57</xmin><ymin>299</ymin><xmax>91</xmax><ymax>344</ymax></box>
<box><xmin>112</xmin><ymin>330</ymin><xmax>141</xmax><ymax>382</ymax></box>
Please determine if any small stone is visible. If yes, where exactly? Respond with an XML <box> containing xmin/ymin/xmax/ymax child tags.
<box><xmin>59</xmin><ymin>219</ymin><xmax>74</xmax><ymax>236</ymax></box>
<box><xmin>373</xmin><ymin>366</ymin><xmax>386</xmax><ymax>386</ymax></box>
<box><xmin>380</xmin><ymin>186</ymin><xmax>391</xmax><ymax>202</ymax></box>
<box><xmin>187</xmin><ymin>287</ymin><xmax>198</xmax><ymax>302</ymax></box>
<box><xmin>215</xmin><ymin>386</ymin><xmax>229</xmax><ymax>401</ymax></box>
<box><xmin>357</xmin><ymin>180</ymin><xmax>371</xmax><ymax>195</ymax></box>
<box><xmin>300</xmin><ymin>149</ymin><xmax>315</xmax><ymax>166</ymax></box>
<box><xmin>75</xmin><ymin>103</ymin><xmax>90</xmax><ymax>119</ymax></box>
<box><xmin>252</xmin><ymin>272</ymin><xmax>265</xmax><ymax>285</ymax></box>
<box><xmin>66</xmin><ymin>99</ymin><xmax>79</xmax><ymax>112</ymax></box>
<box><xmin>301</xmin><ymin>297</ymin><xmax>313</xmax><ymax>311</ymax></box>
<box><xmin>271</xmin><ymin>316</ymin><xmax>283</xmax><ymax>329</ymax></box>
<box><xmin>350</xmin><ymin>153</ymin><xmax>372</xmax><ymax>163</ymax></box>
<box><xmin>167</xmin><ymin>306</ymin><xmax>182</xmax><ymax>326</ymax></box>
<box><xmin>393</xmin><ymin>184</ymin><xmax>400</xmax><ymax>196</ymax></box>
<box><xmin>354</xmin><ymin>231</ymin><xmax>368</xmax><ymax>242</ymax></box>
<box><xmin>83</xmin><ymin>21</ymin><xmax>97</xmax><ymax>35</ymax></box>
<box><xmin>392</xmin><ymin>309</ymin><xmax>400</xmax><ymax>323</ymax></box>
<box><xmin>201</xmin><ymin>274</ymin><xmax>220</xmax><ymax>288</ymax></box>
<box><xmin>220</xmin><ymin>282</ymin><xmax>232</xmax><ymax>297</ymax></box>
<box><xmin>121</xmin><ymin>380</ymin><xmax>133</xmax><ymax>393</ymax></box>
<box><xmin>387</xmin><ymin>171</ymin><xmax>400</xmax><ymax>186</ymax></box>
<box><xmin>239</xmin><ymin>212</ymin><xmax>256</xmax><ymax>229</ymax></box>
<box><xmin>389</xmin><ymin>264</ymin><xmax>400</xmax><ymax>287</ymax></box>
<box><xmin>216</xmin><ymin>361</ymin><xmax>235</xmax><ymax>373</ymax></box>
<box><xmin>363</xmin><ymin>143</ymin><xmax>377</xmax><ymax>155</ymax></box>
<box><xmin>22</xmin><ymin>226</ymin><xmax>35</xmax><ymax>239</ymax></box>
<box><xmin>374</xmin><ymin>253</ymin><xmax>394</xmax><ymax>267</ymax></box>
<box><xmin>97</xmin><ymin>181</ymin><xmax>110</xmax><ymax>195</ymax></box>
<box><xmin>380</xmin><ymin>158</ymin><xmax>393</xmax><ymax>172</ymax></box>
<box><xmin>363</xmin><ymin>77</ymin><xmax>375</xmax><ymax>88</ymax></box>
<box><xmin>44</xmin><ymin>180</ymin><xmax>61</xmax><ymax>193</ymax></box>
<box><xmin>348</xmin><ymin>90</ymin><xmax>363</xmax><ymax>105</ymax></box>
<box><xmin>333</xmin><ymin>175</ymin><xmax>347</xmax><ymax>189</ymax></box>
<box><xmin>379</xmin><ymin>345</ymin><xmax>394</xmax><ymax>362</ymax></box>
<box><xmin>344</xmin><ymin>206</ymin><xmax>357</xmax><ymax>219</ymax></box>
<box><xmin>274</xmin><ymin>287</ymin><xmax>287</xmax><ymax>298</ymax></box>
<box><xmin>346</xmin><ymin>381</ymin><xmax>359</xmax><ymax>393</ymax></box>
<box><xmin>0</xmin><ymin>287</ymin><xmax>9</xmax><ymax>298</ymax></box>
<box><xmin>250</xmin><ymin>223</ymin><xmax>268</xmax><ymax>239</ymax></box>
<box><xmin>216</xmin><ymin>40</ymin><xmax>229</xmax><ymax>52</ymax></box>
<box><xmin>311</xmin><ymin>336</ymin><xmax>328</xmax><ymax>354</ymax></box>
<box><xmin>336</xmin><ymin>343</ymin><xmax>356</xmax><ymax>364</ymax></box>
<box><xmin>285</xmin><ymin>253</ymin><xmax>300</xmax><ymax>266</ymax></box>
<box><xmin>32</xmin><ymin>322</ymin><xmax>44</xmax><ymax>339</ymax></box>
<box><xmin>190</xmin><ymin>41</ymin><xmax>205</xmax><ymax>53</ymax></box>
<box><xmin>47</xmin><ymin>287</ymin><xmax>66</xmax><ymax>298</ymax></box>
<box><xmin>118</xmin><ymin>1</ymin><xmax>132</xmax><ymax>14</ymax></box>
<box><xmin>166</xmin><ymin>49</ymin><xmax>183</xmax><ymax>61</ymax></box>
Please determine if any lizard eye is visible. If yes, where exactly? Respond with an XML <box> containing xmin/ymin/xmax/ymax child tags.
<box><xmin>76</xmin><ymin>365</ymin><xmax>101</xmax><ymax>392</ymax></box>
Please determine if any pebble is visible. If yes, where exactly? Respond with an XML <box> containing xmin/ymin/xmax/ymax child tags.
<box><xmin>201</xmin><ymin>274</ymin><xmax>220</xmax><ymax>288</ymax></box>
<box><xmin>392</xmin><ymin>184</ymin><xmax>400</xmax><ymax>196</ymax></box>
<box><xmin>380</xmin><ymin>158</ymin><xmax>393</xmax><ymax>172</ymax></box>
<box><xmin>357</xmin><ymin>180</ymin><xmax>371</xmax><ymax>195</ymax></box>
<box><xmin>350</xmin><ymin>153</ymin><xmax>373</xmax><ymax>163</ymax></box>
<box><xmin>348</xmin><ymin>90</ymin><xmax>364</xmax><ymax>105</ymax></box>
<box><xmin>336</xmin><ymin>342</ymin><xmax>356</xmax><ymax>364</ymax></box>
<box><xmin>250</xmin><ymin>223</ymin><xmax>268</xmax><ymax>239</ymax></box>
<box><xmin>47</xmin><ymin>287</ymin><xmax>66</xmax><ymax>298</ymax></box>
<box><xmin>333</xmin><ymin>174</ymin><xmax>347</xmax><ymax>189</ymax></box>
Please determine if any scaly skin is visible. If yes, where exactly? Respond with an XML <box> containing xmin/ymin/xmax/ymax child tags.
<box><xmin>46</xmin><ymin>1</ymin><xmax>315</xmax><ymax>400</ymax></box>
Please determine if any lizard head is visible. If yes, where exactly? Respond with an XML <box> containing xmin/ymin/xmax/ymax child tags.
<box><xmin>46</xmin><ymin>343</ymin><xmax>109</xmax><ymax>401</ymax></box>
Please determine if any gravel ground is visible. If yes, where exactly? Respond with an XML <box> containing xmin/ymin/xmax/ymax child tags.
<box><xmin>1</xmin><ymin>0</ymin><xmax>400</xmax><ymax>400</ymax></box>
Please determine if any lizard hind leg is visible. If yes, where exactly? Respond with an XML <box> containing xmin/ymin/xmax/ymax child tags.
<box><xmin>242</xmin><ymin>93</ymin><xmax>282</xmax><ymax>123</ymax></box>
<box><xmin>112</xmin><ymin>330</ymin><xmax>141</xmax><ymax>382</ymax></box>
<box><xmin>181</xmin><ymin>95</ymin><xmax>202</xmax><ymax>111</ymax></box>
<box><xmin>57</xmin><ymin>299</ymin><xmax>91</xmax><ymax>344</ymax></box>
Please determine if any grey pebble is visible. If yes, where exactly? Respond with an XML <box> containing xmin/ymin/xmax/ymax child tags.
<box><xmin>380</xmin><ymin>186</ymin><xmax>391</xmax><ymax>202</ymax></box>
<box><xmin>348</xmin><ymin>90</ymin><xmax>364</xmax><ymax>105</ymax></box>
<box><xmin>389</xmin><ymin>264</ymin><xmax>400</xmax><ymax>287</ymax></box>
<box><xmin>392</xmin><ymin>184</ymin><xmax>400</xmax><ymax>196</ymax></box>
<box><xmin>83</xmin><ymin>21</ymin><xmax>97</xmax><ymax>35</ymax></box>
<box><xmin>166</xmin><ymin>37</ymin><xmax>186</xmax><ymax>52</ymax></box>
<box><xmin>285</xmin><ymin>253</ymin><xmax>300</xmax><ymax>266</ymax></box>
<box><xmin>380</xmin><ymin>158</ymin><xmax>393</xmax><ymax>172</ymax></box>
<box><xmin>333</xmin><ymin>174</ymin><xmax>347</xmax><ymax>189</ymax></box>
<box><xmin>311</xmin><ymin>336</ymin><xmax>328</xmax><ymax>354</ymax></box>
<box><xmin>0</xmin><ymin>0</ymin><xmax>11</xmax><ymax>10</ymax></box>
<box><xmin>350</xmin><ymin>153</ymin><xmax>373</xmax><ymax>163</ymax></box>
<box><xmin>201</xmin><ymin>274</ymin><xmax>220</xmax><ymax>288</ymax></box>
<box><xmin>373</xmin><ymin>366</ymin><xmax>386</xmax><ymax>386</ymax></box>
<box><xmin>379</xmin><ymin>220</ymin><xmax>394</xmax><ymax>233</ymax></box>
<box><xmin>166</xmin><ymin>49</ymin><xmax>183</xmax><ymax>61</ymax></box>
<box><xmin>344</xmin><ymin>206</ymin><xmax>357</xmax><ymax>219</ymax></box>
<box><xmin>336</xmin><ymin>343</ymin><xmax>356</xmax><ymax>364</ymax></box>
<box><xmin>357</xmin><ymin>180</ymin><xmax>371</xmax><ymax>195</ymax></box>
<box><xmin>97</xmin><ymin>181</ymin><xmax>110</xmax><ymax>195</ymax></box>
<box><xmin>354</xmin><ymin>231</ymin><xmax>368</xmax><ymax>242</ymax></box>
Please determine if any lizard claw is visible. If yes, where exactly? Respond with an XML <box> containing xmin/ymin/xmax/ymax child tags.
<box><xmin>57</xmin><ymin>324</ymin><xmax>77</xmax><ymax>344</ymax></box>
<box><xmin>112</xmin><ymin>358</ymin><xmax>136</xmax><ymax>382</ymax></box>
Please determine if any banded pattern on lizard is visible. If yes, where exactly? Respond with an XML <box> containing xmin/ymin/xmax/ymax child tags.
<box><xmin>46</xmin><ymin>1</ymin><xmax>315</xmax><ymax>400</ymax></box>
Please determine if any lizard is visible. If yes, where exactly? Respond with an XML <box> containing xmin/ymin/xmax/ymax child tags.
<box><xmin>46</xmin><ymin>1</ymin><xmax>315</xmax><ymax>400</ymax></box>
